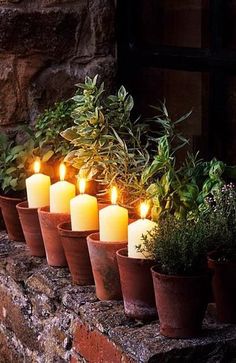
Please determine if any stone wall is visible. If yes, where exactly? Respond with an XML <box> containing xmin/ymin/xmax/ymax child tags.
<box><xmin>1</xmin><ymin>231</ymin><xmax>236</xmax><ymax>363</ymax></box>
<box><xmin>0</xmin><ymin>0</ymin><xmax>116</xmax><ymax>132</ymax></box>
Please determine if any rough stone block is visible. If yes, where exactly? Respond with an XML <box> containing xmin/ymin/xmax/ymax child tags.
<box><xmin>26</xmin><ymin>266</ymin><xmax>70</xmax><ymax>299</ymax></box>
<box><xmin>0</xmin><ymin>8</ymin><xmax>81</xmax><ymax>57</ymax></box>
<box><xmin>0</xmin><ymin>274</ymin><xmax>39</xmax><ymax>351</ymax></box>
<box><xmin>40</xmin><ymin>310</ymin><xmax>75</xmax><ymax>362</ymax></box>
<box><xmin>62</xmin><ymin>286</ymin><xmax>97</xmax><ymax>315</ymax></box>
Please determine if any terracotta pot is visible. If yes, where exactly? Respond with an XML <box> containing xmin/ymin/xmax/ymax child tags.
<box><xmin>117</xmin><ymin>248</ymin><xmax>157</xmax><ymax>321</ymax></box>
<box><xmin>151</xmin><ymin>266</ymin><xmax>210</xmax><ymax>338</ymax></box>
<box><xmin>38</xmin><ymin>206</ymin><xmax>70</xmax><ymax>267</ymax></box>
<box><xmin>87</xmin><ymin>233</ymin><xmax>127</xmax><ymax>300</ymax></box>
<box><xmin>208</xmin><ymin>254</ymin><xmax>236</xmax><ymax>323</ymax></box>
<box><xmin>16</xmin><ymin>201</ymin><xmax>45</xmax><ymax>257</ymax></box>
<box><xmin>0</xmin><ymin>207</ymin><xmax>5</xmax><ymax>230</ymax></box>
<box><xmin>58</xmin><ymin>222</ymin><xmax>96</xmax><ymax>285</ymax></box>
<box><xmin>0</xmin><ymin>195</ymin><xmax>25</xmax><ymax>241</ymax></box>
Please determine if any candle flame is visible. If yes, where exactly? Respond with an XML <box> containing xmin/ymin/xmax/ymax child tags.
<box><xmin>111</xmin><ymin>186</ymin><xmax>118</xmax><ymax>205</ymax></box>
<box><xmin>34</xmin><ymin>160</ymin><xmax>40</xmax><ymax>174</ymax></box>
<box><xmin>79</xmin><ymin>178</ymin><xmax>86</xmax><ymax>194</ymax></box>
<box><xmin>59</xmin><ymin>163</ymin><xmax>66</xmax><ymax>181</ymax></box>
<box><xmin>140</xmin><ymin>202</ymin><xmax>149</xmax><ymax>219</ymax></box>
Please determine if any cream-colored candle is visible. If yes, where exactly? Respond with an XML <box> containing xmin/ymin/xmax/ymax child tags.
<box><xmin>128</xmin><ymin>202</ymin><xmax>157</xmax><ymax>259</ymax></box>
<box><xmin>26</xmin><ymin>160</ymin><xmax>51</xmax><ymax>208</ymax></box>
<box><xmin>99</xmin><ymin>187</ymin><xmax>128</xmax><ymax>242</ymax></box>
<box><xmin>70</xmin><ymin>178</ymin><xmax>99</xmax><ymax>231</ymax></box>
<box><xmin>50</xmin><ymin>163</ymin><xmax>75</xmax><ymax>213</ymax></box>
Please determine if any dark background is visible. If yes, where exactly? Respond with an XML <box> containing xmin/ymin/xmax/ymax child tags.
<box><xmin>117</xmin><ymin>0</ymin><xmax>236</xmax><ymax>164</ymax></box>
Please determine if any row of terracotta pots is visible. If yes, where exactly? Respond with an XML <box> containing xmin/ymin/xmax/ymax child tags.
<box><xmin>0</xmin><ymin>195</ymin><xmax>235</xmax><ymax>338</ymax></box>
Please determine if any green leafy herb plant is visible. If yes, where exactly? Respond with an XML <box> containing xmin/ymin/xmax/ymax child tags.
<box><xmin>142</xmin><ymin>104</ymin><xmax>230</xmax><ymax>221</ymax></box>
<box><xmin>62</xmin><ymin>75</ymin><xmax>150</xmax><ymax>210</ymax></box>
<box><xmin>203</xmin><ymin>183</ymin><xmax>236</xmax><ymax>262</ymax></box>
<box><xmin>137</xmin><ymin>212</ymin><xmax>226</xmax><ymax>276</ymax></box>
<box><xmin>0</xmin><ymin>133</ymin><xmax>34</xmax><ymax>196</ymax></box>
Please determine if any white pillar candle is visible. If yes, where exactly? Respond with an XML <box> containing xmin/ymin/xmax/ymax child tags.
<box><xmin>26</xmin><ymin>160</ymin><xmax>51</xmax><ymax>208</ymax></box>
<box><xmin>128</xmin><ymin>202</ymin><xmax>157</xmax><ymax>259</ymax></box>
<box><xmin>50</xmin><ymin>163</ymin><xmax>75</xmax><ymax>214</ymax></box>
<box><xmin>70</xmin><ymin>178</ymin><xmax>99</xmax><ymax>231</ymax></box>
<box><xmin>99</xmin><ymin>186</ymin><xmax>128</xmax><ymax>242</ymax></box>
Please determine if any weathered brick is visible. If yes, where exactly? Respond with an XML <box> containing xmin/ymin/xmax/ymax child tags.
<box><xmin>73</xmin><ymin>320</ymin><xmax>136</xmax><ymax>363</ymax></box>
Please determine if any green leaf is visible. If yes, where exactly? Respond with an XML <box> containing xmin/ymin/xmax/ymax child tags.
<box><xmin>42</xmin><ymin>150</ymin><xmax>54</xmax><ymax>162</ymax></box>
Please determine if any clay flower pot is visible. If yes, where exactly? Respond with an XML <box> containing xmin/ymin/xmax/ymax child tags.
<box><xmin>117</xmin><ymin>248</ymin><xmax>157</xmax><ymax>321</ymax></box>
<box><xmin>16</xmin><ymin>201</ymin><xmax>45</xmax><ymax>257</ymax></box>
<box><xmin>208</xmin><ymin>254</ymin><xmax>236</xmax><ymax>323</ymax></box>
<box><xmin>151</xmin><ymin>266</ymin><xmax>210</xmax><ymax>338</ymax></box>
<box><xmin>38</xmin><ymin>206</ymin><xmax>70</xmax><ymax>267</ymax></box>
<box><xmin>0</xmin><ymin>194</ymin><xmax>25</xmax><ymax>241</ymax></box>
<box><xmin>0</xmin><ymin>207</ymin><xmax>5</xmax><ymax>230</ymax></box>
<box><xmin>58</xmin><ymin>222</ymin><xmax>96</xmax><ymax>285</ymax></box>
<box><xmin>87</xmin><ymin>233</ymin><xmax>127</xmax><ymax>300</ymax></box>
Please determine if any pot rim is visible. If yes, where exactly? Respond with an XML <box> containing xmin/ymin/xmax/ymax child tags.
<box><xmin>0</xmin><ymin>194</ymin><xmax>25</xmax><ymax>203</ymax></box>
<box><xmin>16</xmin><ymin>201</ymin><xmax>39</xmax><ymax>212</ymax></box>
<box><xmin>38</xmin><ymin>206</ymin><xmax>70</xmax><ymax>217</ymax></box>
<box><xmin>207</xmin><ymin>251</ymin><xmax>236</xmax><ymax>266</ymax></box>
<box><xmin>151</xmin><ymin>265</ymin><xmax>209</xmax><ymax>280</ymax></box>
<box><xmin>58</xmin><ymin>222</ymin><xmax>98</xmax><ymax>238</ymax></box>
<box><xmin>87</xmin><ymin>232</ymin><xmax>127</xmax><ymax>245</ymax></box>
<box><xmin>116</xmin><ymin>247</ymin><xmax>155</xmax><ymax>264</ymax></box>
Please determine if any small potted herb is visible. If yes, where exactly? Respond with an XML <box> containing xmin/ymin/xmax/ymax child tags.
<box><xmin>206</xmin><ymin>183</ymin><xmax>236</xmax><ymax>323</ymax></box>
<box><xmin>140</xmin><ymin>214</ymin><xmax>213</xmax><ymax>338</ymax></box>
<box><xmin>0</xmin><ymin>133</ymin><xmax>34</xmax><ymax>241</ymax></box>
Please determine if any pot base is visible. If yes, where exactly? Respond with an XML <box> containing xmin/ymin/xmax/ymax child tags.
<box><xmin>0</xmin><ymin>195</ymin><xmax>25</xmax><ymax>241</ymax></box>
<box><xmin>87</xmin><ymin>233</ymin><xmax>127</xmax><ymax>301</ymax></box>
<box><xmin>117</xmin><ymin>248</ymin><xmax>157</xmax><ymax>321</ymax></box>
<box><xmin>17</xmin><ymin>201</ymin><xmax>45</xmax><ymax>257</ymax></box>
<box><xmin>38</xmin><ymin>206</ymin><xmax>69</xmax><ymax>267</ymax></box>
<box><xmin>58</xmin><ymin>222</ymin><xmax>96</xmax><ymax>285</ymax></box>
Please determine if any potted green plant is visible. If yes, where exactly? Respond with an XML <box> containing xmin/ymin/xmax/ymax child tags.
<box><xmin>32</xmin><ymin>100</ymin><xmax>76</xmax><ymax>183</ymax></box>
<box><xmin>140</xmin><ymin>214</ymin><xmax>214</xmax><ymax>338</ymax></box>
<box><xmin>206</xmin><ymin>183</ymin><xmax>236</xmax><ymax>323</ymax></box>
<box><xmin>141</xmin><ymin>105</ymin><xmax>232</xmax><ymax>222</ymax></box>
<box><xmin>61</xmin><ymin>75</ymin><xmax>150</xmax><ymax>213</ymax></box>
<box><xmin>16</xmin><ymin>101</ymin><xmax>75</xmax><ymax>257</ymax></box>
<box><xmin>0</xmin><ymin>133</ymin><xmax>34</xmax><ymax>241</ymax></box>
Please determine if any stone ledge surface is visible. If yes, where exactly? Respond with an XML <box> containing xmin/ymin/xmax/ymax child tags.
<box><xmin>0</xmin><ymin>231</ymin><xmax>236</xmax><ymax>362</ymax></box>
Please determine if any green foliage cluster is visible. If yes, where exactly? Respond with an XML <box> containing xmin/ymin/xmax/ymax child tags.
<box><xmin>62</xmin><ymin>75</ymin><xmax>150</xmax><ymax>207</ymax></box>
<box><xmin>141</xmin><ymin>105</ymin><xmax>228</xmax><ymax>220</ymax></box>
<box><xmin>203</xmin><ymin>183</ymin><xmax>236</xmax><ymax>262</ymax></box>
<box><xmin>0</xmin><ymin>134</ymin><xmax>34</xmax><ymax>194</ymax></box>
<box><xmin>33</xmin><ymin>101</ymin><xmax>75</xmax><ymax>163</ymax></box>
<box><xmin>0</xmin><ymin>100</ymin><xmax>74</xmax><ymax>195</ymax></box>
<box><xmin>137</xmin><ymin>211</ymin><xmax>227</xmax><ymax>276</ymax></box>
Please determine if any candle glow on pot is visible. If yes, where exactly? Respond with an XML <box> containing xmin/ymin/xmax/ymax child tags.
<box><xmin>99</xmin><ymin>186</ymin><xmax>128</xmax><ymax>242</ymax></box>
<box><xmin>50</xmin><ymin>163</ymin><xmax>75</xmax><ymax>213</ymax></box>
<box><xmin>128</xmin><ymin>201</ymin><xmax>157</xmax><ymax>259</ymax></box>
<box><xmin>26</xmin><ymin>159</ymin><xmax>51</xmax><ymax>208</ymax></box>
<box><xmin>70</xmin><ymin>178</ymin><xmax>99</xmax><ymax>231</ymax></box>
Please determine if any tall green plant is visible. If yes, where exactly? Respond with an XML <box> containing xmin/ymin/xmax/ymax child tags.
<box><xmin>141</xmin><ymin>105</ymin><xmax>228</xmax><ymax>220</ymax></box>
<box><xmin>62</xmin><ymin>75</ymin><xmax>150</xmax><ymax>208</ymax></box>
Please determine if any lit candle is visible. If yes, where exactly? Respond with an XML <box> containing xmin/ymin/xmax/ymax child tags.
<box><xmin>70</xmin><ymin>178</ymin><xmax>99</xmax><ymax>231</ymax></box>
<box><xmin>50</xmin><ymin>163</ymin><xmax>75</xmax><ymax>213</ymax></box>
<box><xmin>99</xmin><ymin>187</ymin><xmax>128</xmax><ymax>242</ymax></box>
<box><xmin>128</xmin><ymin>202</ymin><xmax>157</xmax><ymax>259</ymax></box>
<box><xmin>26</xmin><ymin>159</ymin><xmax>51</xmax><ymax>208</ymax></box>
